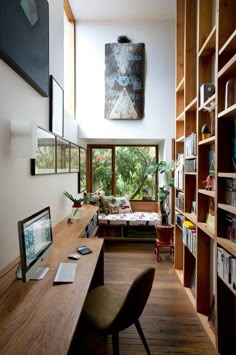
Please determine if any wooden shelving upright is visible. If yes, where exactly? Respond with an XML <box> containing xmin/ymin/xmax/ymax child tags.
<box><xmin>175</xmin><ymin>0</ymin><xmax>236</xmax><ymax>353</ymax></box>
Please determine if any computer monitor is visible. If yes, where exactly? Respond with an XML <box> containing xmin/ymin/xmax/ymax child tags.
<box><xmin>17</xmin><ymin>206</ymin><xmax>53</xmax><ymax>282</ymax></box>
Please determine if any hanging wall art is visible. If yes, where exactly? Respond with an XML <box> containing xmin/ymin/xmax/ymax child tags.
<box><xmin>0</xmin><ymin>0</ymin><xmax>49</xmax><ymax>97</ymax></box>
<box><xmin>105</xmin><ymin>41</ymin><xmax>145</xmax><ymax>120</ymax></box>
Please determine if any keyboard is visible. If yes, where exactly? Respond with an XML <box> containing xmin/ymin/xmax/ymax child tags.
<box><xmin>53</xmin><ymin>262</ymin><xmax>77</xmax><ymax>283</ymax></box>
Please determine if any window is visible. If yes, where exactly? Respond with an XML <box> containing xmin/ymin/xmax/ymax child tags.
<box><xmin>88</xmin><ymin>145</ymin><xmax>158</xmax><ymax>200</ymax></box>
<box><xmin>64</xmin><ymin>0</ymin><xmax>75</xmax><ymax>118</ymax></box>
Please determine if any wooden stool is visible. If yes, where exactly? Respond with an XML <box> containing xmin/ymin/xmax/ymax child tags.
<box><xmin>154</xmin><ymin>239</ymin><xmax>174</xmax><ymax>262</ymax></box>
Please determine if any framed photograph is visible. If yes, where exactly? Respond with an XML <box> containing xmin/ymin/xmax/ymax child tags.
<box><xmin>70</xmin><ymin>143</ymin><xmax>80</xmax><ymax>172</ymax></box>
<box><xmin>79</xmin><ymin>147</ymin><xmax>87</xmax><ymax>192</ymax></box>
<box><xmin>31</xmin><ymin>127</ymin><xmax>56</xmax><ymax>175</ymax></box>
<box><xmin>49</xmin><ymin>75</ymin><xmax>64</xmax><ymax>137</ymax></box>
<box><xmin>56</xmin><ymin>137</ymin><xmax>70</xmax><ymax>173</ymax></box>
<box><xmin>0</xmin><ymin>0</ymin><xmax>49</xmax><ymax>96</ymax></box>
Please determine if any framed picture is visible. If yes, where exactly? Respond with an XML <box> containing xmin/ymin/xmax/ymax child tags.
<box><xmin>105</xmin><ymin>42</ymin><xmax>145</xmax><ymax>119</ymax></box>
<box><xmin>56</xmin><ymin>137</ymin><xmax>70</xmax><ymax>173</ymax></box>
<box><xmin>31</xmin><ymin>127</ymin><xmax>56</xmax><ymax>175</ymax></box>
<box><xmin>70</xmin><ymin>143</ymin><xmax>80</xmax><ymax>172</ymax></box>
<box><xmin>0</xmin><ymin>0</ymin><xmax>49</xmax><ymax>96</ymax></box>
<box><xmin>79</xmin><ymin>147</ymin><xmax>87</xmax><ymax>192</ymax></box>
<box><xmin>49</xmin><ymin>75</ymin><xmax>64</xmax><ymax>137</ymax></box>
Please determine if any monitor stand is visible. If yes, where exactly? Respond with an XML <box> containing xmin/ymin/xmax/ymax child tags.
<box><xmin>16</xmin><ymin>265</ymin><xmax>49</xmax><ymax>280</ymax></box>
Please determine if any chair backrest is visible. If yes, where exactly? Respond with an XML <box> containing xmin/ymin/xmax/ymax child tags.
<box><xmin>111</xmin><ymin>267</ymin><xmax>155</xmax><ymax>332</ymax></box>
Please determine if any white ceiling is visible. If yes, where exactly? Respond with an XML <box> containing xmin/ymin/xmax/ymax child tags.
<box><xmin>69</xmin><ymin>0</ymin><xmax>176</xmax><ymax>21</ymax></box>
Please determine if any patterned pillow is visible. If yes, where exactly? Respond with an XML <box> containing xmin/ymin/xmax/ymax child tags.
<box><xmin>113</xmin><ymin>196</ymin><xmax>132</xmax><ymax>213</ymax></box>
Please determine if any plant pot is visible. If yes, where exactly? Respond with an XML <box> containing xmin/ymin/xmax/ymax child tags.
<box><xmin>72</xmin><ymin>204</ymin><xmax>83</xmax><ymax>220</ymax></box>
<box><xmin>155</xmin><ymin>224</ymin><xmax>174</xmax><ymax>244</ymax></box>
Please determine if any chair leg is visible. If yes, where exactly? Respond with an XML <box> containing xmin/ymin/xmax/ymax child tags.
<box><xmin>112</xmin><ymin>332</ymin><xmax>119</xmax><ymax>355</ymax></box>
<box><xmin>135</xmin><ymin>320</ymin><xmax>151</xmax><ymax>355</ymax></box>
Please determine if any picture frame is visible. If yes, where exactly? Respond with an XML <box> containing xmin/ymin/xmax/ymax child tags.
<box><xmin>49</xmin><ymin>75</ymin><xmax>64</xmax><ymax>137</ymax></box>
<box><xmin>70</xmin><ymin>143</ymin><xmax>80</xmax><ymax>172</ymax></box>
<box><xmin>0</xmin><ymin>0</ymin><xmax>49</xmax><ymax>97</ymax></box>
<box><xmin>56</xmin><ymin>137</ymin><xmax>70</xmax><ymax>173</ymax></box>
<box><xmin>31</xmin><ymin>127</ymin><xmax>56</xmax><ymax>175</ymax></box>
<box><xmin>79</xmin><ymin>147</ymin><xmax>87</xmax><ymax>192</ymax></box>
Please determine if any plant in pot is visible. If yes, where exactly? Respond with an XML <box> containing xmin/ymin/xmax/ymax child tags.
<box><xmin>145</xmin><ymin>160</ymin><xmax>175</xmax><ymax>243</ymax></box>
<box><xmin>63</xmin><ymin>191</ymin><xmax>84</xmax><ymax>220</ymax></box>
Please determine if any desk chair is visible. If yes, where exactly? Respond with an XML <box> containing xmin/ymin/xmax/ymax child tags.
<box><xmin>81</xmin><ymin>267</ymin><xmax>155</xmax><ymax>355</ymax></box>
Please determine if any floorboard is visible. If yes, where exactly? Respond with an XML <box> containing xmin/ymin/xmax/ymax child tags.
<box><xmin>74</xmin><ymin>241</ymin><xmax>217</xmax><ymax>355</ymax></box>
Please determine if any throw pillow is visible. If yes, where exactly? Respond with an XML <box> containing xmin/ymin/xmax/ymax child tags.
<box><xmin>114</xmin><ymin>196</ymin><xmax>132</xmax><ymax>213</ymax></box>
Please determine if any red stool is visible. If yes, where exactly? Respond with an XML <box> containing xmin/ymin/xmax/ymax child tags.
<box><xmin>154</xmin><ymin>239</ymin><xmax>174</xmax><ymax>262</ymax></box>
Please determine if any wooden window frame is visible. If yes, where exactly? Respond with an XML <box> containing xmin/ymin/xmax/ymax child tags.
<box><xmin>64</xmin><ymin>0</ymin><xmax>75</xmax><ymax>118</ymax></box>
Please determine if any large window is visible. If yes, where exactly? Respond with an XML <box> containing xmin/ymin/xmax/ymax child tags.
<box><xmin>64</xmin><ymin>0</ymin><xmax>75</xmax><ymax>118</ymax></box>
<box><xmin>88</xmin><ymin>146</ymin><xmax>158</xmax><ymax>200</ymax></box>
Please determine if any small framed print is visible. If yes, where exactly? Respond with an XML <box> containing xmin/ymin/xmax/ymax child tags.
<box><xmin>31</xmin><ymin>127</ymin><xmax>56</xmax><ymax>175</ymax></box>
<box><xmin>79</xmin><ymin>147</ymin><xmax>87</xmax><ymax>192</ymax></box>
<box><xmin>56</xmin><ymin>137</ymin><xmax>70</xmax><ymax>173</ymax></box>
<box><xmin>49</xmin><ymin>75</ymin><xmax>64</xmax><ymax>137</ymax></box>
<box><xmin>70</xmin><ymin>143</ymin><xmax>80</xmax><ymax>172</ymax></box>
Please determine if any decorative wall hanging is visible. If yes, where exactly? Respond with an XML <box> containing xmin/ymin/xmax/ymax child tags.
<box><xmin>49</xmin><ymin>75</ymin><xmax>64</xmax><ymax>137</ymax></box>
<box><xmin>0</xmin><ymin>0</ymin><xmax>49</xmax><ymax>97</ymax></box>
<box><xmin>105</xmin><ymin>40</ymin><xmax>145</xmax><ymax>120</ymax></box>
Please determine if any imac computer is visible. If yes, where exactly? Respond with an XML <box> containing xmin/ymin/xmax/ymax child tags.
<box><xmin>17</xmin><ymin>206</ymin><xmax>53</xmax><ymax>282</ymax></box>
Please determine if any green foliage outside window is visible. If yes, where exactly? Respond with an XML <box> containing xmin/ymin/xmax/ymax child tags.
<box><xmin>91</xmin><ymin>146</ymin><xmax>157</xmax><ymax>199</ymax></box>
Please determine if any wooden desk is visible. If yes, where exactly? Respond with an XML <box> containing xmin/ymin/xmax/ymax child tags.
<box><xmin>0</xmin><ymin>208</ymin><xmax>104</xmax><ymax>355</ymax></box>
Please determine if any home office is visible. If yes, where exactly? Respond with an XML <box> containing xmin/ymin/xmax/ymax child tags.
<box><xmin>0</xmin><ymin>0</ymin><xmax>235</xmax><ymax>354</ymax></box>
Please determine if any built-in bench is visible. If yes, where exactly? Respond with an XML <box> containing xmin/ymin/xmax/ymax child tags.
<box><xmin>96</xmin><ymin>200</ymin><xmax>160</xmax><ymax>241</ymax></box>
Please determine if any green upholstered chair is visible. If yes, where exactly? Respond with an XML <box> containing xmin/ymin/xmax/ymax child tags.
<box><xmin>81</xmin><ymin>267</ymin><xmax>155</xmax><ymax>355</ymax></box>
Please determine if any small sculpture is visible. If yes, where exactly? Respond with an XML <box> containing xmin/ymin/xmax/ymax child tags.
<box><xmin>203</xmin><ymin>175</ymin><xmax>213</xmax><ymax>190</ymax></box>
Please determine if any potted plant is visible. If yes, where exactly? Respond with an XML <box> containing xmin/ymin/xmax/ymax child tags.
<box><xmin>63</xmin><ymin>191</ymin><xmax>84</xmax><ymax>220</ymax></box>
<box><xmin>145</xmin><ymin>160</ymin><xmax>175</xmax><ymax>243</ymax></box>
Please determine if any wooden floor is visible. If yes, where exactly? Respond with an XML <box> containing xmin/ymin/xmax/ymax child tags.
<box><xmin>76</xmin><ymin>241</ymin><xmax>217</xmax><ymax>355</ymax></box>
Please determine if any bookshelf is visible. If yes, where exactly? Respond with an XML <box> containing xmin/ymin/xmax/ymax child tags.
<box><xmin>175</xmin><ymin>0</ymin><xmax>236</xmax><ymax>353</ymax></box>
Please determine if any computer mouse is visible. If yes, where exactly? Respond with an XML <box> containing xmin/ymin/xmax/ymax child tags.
<box><xmin>68</xmin><ymin>253</ymin><xmax>81</xmax><ymax>260</ymax></box>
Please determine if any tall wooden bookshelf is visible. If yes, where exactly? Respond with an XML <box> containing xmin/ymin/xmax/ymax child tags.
<box><xmin>175</xmin><ymin>1</ymin><xmax>236</xmax><ymax>353</ymax></box>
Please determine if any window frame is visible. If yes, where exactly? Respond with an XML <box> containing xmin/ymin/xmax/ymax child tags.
<box><xmin>87</xmin><ymin>144</ymin><xmax>159</xmax><ymax>200</ymax></box>
<box><xmin>64</xmin><ymin>0</ymin><xmax>75</xmax><ymax>119</ymax></box>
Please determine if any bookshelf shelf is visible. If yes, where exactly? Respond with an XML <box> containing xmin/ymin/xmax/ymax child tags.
<box><xmin>218</xmin><ymin>103</ymin><xmax>236</xmax><ymax>118</ymax></box>
<box><xmin>198</xmin><ymin>26</ymin><xmax>216</xmax><ymax>58</ymax></box>
<box><xmin>217</xmin><ymin>274</ymin><xmax>236</xmax><ymax>295</ymax></box>
<box><xmin>197</xmin><ymin>222</ymin><xmax>215</xmax><ymax>240</ymax></box>
<box><xmin>176</xmin><ymin>77</ymin><xmax>185</xmax><ymax>92</ymax></box>
<box><xmin>219</xmin><ymin>29</ymin><xmax>236</xmax><ymax>56</ymax></box>
<box><xmin>218</xmin><ymin>172</ymin><xmax>236</xmax><ymax>178</ymax></box>
<box><xmin>175</xmin><ymin>207</ymin><xmax>184</xmax><ymax>215</ymax></box>
<box><xmin>185</xmin><ymin>212</ymin><xmax>197</xmax><ymax>224</ymax></box>
<box><xmin>198</xmin><ymin>93</ymin><xmax>216</xmax><ymax>112</ymax></box>
<box><xmin>218</xmin><ymin>53</ymin><xmax>236</xmax><ymax>79</ymax></box>
<box><xmin>198</xmin><ymin>189</ymin><xmax>215</xmax><ymax>198</ymax></box>
<box><xmin>175</xmin><ymin>1</ymin><xmax>236</xmax><ymax>352</ymax></box>
<box><xmin>198</xmin><ymin>136</ymin><xmax>215</xmax><ymax>146</ymax></box>
<box><xmin>217</xmin><ymin>237</ymin><xmax>236</xmax><ymax>257</ymax></box>
<box><xmin>218</xmin><ymin>203</ymin><xmax>236</xmax><ymax>214</ymax></box>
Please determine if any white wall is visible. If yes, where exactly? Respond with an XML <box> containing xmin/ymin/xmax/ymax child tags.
<box><xmin>76</xmin><ymin>20</ymin><xmax>175</xmax><ymax>159</ymax></box>
<box><xmin>0</xmin><ymin>0</ymin><xmax>82</xmax><ymax>269</ymax></box>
